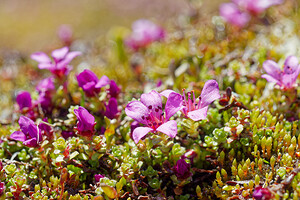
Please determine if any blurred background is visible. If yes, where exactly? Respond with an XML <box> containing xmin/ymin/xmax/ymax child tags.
<box><xmin>0</xmin><ymin>0</ymin><xmax>223</xmax><ymax>53</ymax></box>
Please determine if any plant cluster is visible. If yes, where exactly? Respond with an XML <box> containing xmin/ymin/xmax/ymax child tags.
<box><xmin>1</xmin><ymin>0</ymin><xmax>300</xmax><ymax>199</ymax></box>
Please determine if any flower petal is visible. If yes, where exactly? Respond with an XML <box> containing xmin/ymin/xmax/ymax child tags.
<box><xmin>10</xmin><ymin>131</ymin><xmax>26</xmax><ymax>142</ymax></box>
<box><xmin>52</xmin><ymin>47</ymin><xmax>69</xmax><ymax>61</ymax></box>
<box><xmin>165</xmin><ymin>92</ymin><xmax>183</xmax><ymax>120</ymax></box>
<box><xmin>125</xmin><ymin>101</ymin><xmax>149</xmax><ymax>124</ymax></box>
<box><xmin>74</xmin><ymin>106</ymin><xmax>95</xmax><ymax>132</ymax></box>
<box><xmin>187</xmin><ymin>106</ymin><xmax>209</xmax><ymax>121</ymax></box>
<box><xmin>132</xmin><ymin>127</ymin><xmax>152</xmax><ymax>144</ymax></box>
<box><xmin>62</xmin><ymin>51</ymin><xmax>82</xmax><ymax>64</ymax></box>
<box><xmin>263</xmin><ymin>60</ymin><xmax>281</xmax><ymax>80</ymax></box>
<box><xmin>95</xmin><ymin>75</ymin><xmax>110</xmax><ymax>89</ymax></box>
<box><xmin>16</xmin><ymin>91</ymin><xmax>32</xmax><ymax>110</ymax></box>
<box><xmin>76</xmin><ymin>69</ymin><xmax>99</xmax><ymax>88</ymax></box>
<box><xmin>281</xmin><ymin>67</ymin><xmax>300</xmax><ymax>89</ymax></box>
<box><xmin>31</xmin><ymin>52</ymin><xmax>52</xmax><ymax>63</ymax></box>
<box><xmin>104</xmin><ymin>97</ymin><xmax>118</xmax><ymax>120</ymax></box>
<box><xmin>261</xmin><ymin>74</ymin><xmax>281</xmax><ymax>85</ymax></box>
<box><xmin>23</xmin><ymin>138</ymin><xmax>38</xmax><ymax>147</ymax></box>
<box><xmin>156</xmin><ymin>120</ymin><xmax>177</xmax><ymax>138</ymax></box>
<box><xmin>200</xmin><ymin>80</ymin><xmax>220</xmax><ymax>108</ymax></box>
<box><xmin>141</xmin><ymin>90</ymin><xmax>162</xmax><ymax>112</ymax></box>
<box><xmin>219</xmin><ymin>3</ymin><xmax>250</xmax><ymax>27</ymax></box>
<box><xmin>284</xmin><ymin>56</ymin><xmax>299</xmax><ymax>74</ymax></box>
<box><xmin>18</xmin><ymin>116</ymin><xmax>38</xmax><ymax>139</ymax></box>
<box><xmin>160</xmin><ymin>89</ymin><xmax>177</xmax><ymax>98</ymax></box>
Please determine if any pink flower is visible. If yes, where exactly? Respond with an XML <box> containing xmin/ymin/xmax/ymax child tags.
<box><xmin>220</xmin><ymin>0</ymin><xmax>284</xmax><ymax>27</ymax></box>
<box><xmin>57</xmin><ymin>24</ymin><xmax>73</xmax><ymax>46</ymax></box>
<box><xmin>76</xmin><ymin>69</ymin><xmax>110</xmax><ymax>97</ymax></box>
<box><xmin>125</xmin><ymin>19</ymin><xmax>165</xmax><ymax>51</ymax></box>
<box><xmin>95</xmin><ymin>174</ymin><xmax>105</xmax><ymax>182</ymax></box>
<box><xmin>261</xmin><ymin>56</ymin><xmax>300</xmax><ymax>90</ymax></box>
<box><xmin>173</xmin><ymin>159</ymin><xmax>192</xmax><ymax>180</ymax></box>
<box><xmin>233</xmin><ymin>0</ymin><xmax>283</xmax><ymax>15</ymax></box>
<box><xmin>219</xmin><ymin>3</ymin><xmax>251</xmax><ymax>27</ymax></box>
<box><xmin>125</xmin><ymin>90</ymin><xmax>182</xmax><ymax>144</ymax></box>
<box><xmin>74</xmin><ymin>106</ymin><xmax>96</xmax><ymax>137</ymax></box>
<box><xmin>10</xmin><ymin>116</ymin><xmax>42</xmax><ymax>147</ymax></box>
<box><xmin>31</xmin><ymin>47</ymin><xmax>81</xmax><ymax>78</ymax></box>
<box><xmin>161</xmin><ymin>80</ymin><xmax>220</xmax><ymax>121</ymax></box>
<box><xmin>16</xmin><ymin>91</ymin><xmax>32</xmax><ymax>110</ymax></box>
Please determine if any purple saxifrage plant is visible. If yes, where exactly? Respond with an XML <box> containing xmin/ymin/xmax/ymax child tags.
<box><xmin>31</xmin><ymin>47</ymin><xmax>81</xmax><ymax>79</ymax></box>
<box><xmin>125</xmin><ymin>90</ymin><xmax>182</xmax><ymax>144</ymax></box>
<box><xmin>16</xmin><ymin>91</ymin><xmax>32</xmax><ymax>110</ymax></box>
<box><xmin>76</xmin><ymin>69</ymin><xmax>110</xmax><ymax>97</ymax></box>
<box><xmin>261</xmin><ymin>56</ymin><xmax>300</xmax><ymax>90</ymax></box>
<box><xmin>220</xmin><ymin>0</ymin><xmax>283</xmax><ymax>27</ymax></box>
<box><xmin>10</xmin><ymin>116</ymin><xmax>42</xmax><ymax>147</ymax></box>
<box><xmin>125</xmin><ymin>19</ymin><xmax>166</xmax><ymax>51</ymax></box>
<box><xmin>161</xmin><ymin>80</ymin><xmax>220</xmax><ymax>121</ymax></box>
<box><xmin>74</xmin><ymin>106</ymin><xmax>96</xmax><ymax>137</ymax></box>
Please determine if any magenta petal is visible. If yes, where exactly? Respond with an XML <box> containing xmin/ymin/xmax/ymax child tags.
<box><xmin>187</xmin><ymin>106</ymin><xmax>209</xmax><ymax>121</ymax></box>
<box><xmin>16</xmin><ymin>91</ymin><xmax>32</xmax><ymax>110</ymax></box>
<box><xmin>165</xmin><ymin>92</ymin><xmax>183</xmax><ymax>120</ymax></box>
<box><xmin>125</xmin><ymin>101</ymin><xmax>149</xmax><ymax>124</ymax></box>
<box><xmin>141</xmin><ymin>90</ymin><xmax>162</xmax><ymax>112</ymax></box>
<box><xmin>38</xmin><ymin>63</ymin><xmax>54</xmax><ymax>70</ymax></box>
<box><xmin>31</xmin><ymin>52</ymin><xmax>51</xmax><ymax>63</ymax></box>
<box><xmin>95</xmin><ymin>75</ymin><xmax>110</xmax><ymax>89</ymax></box>
<box><xmin>219</xmin><ymin>3</ymin><xmax>250</xmax><ymax>27</ymax></box>
<box><xmin>10</xmin><ymin>131</ymin><xmax>26</xmax><ymax>142</ymax></box>
<box><xmin>104</xmin><ymin>98</ymin><xmax>118</xmax><ymax>120</ymax></box>
<box><xmin>36</xmin><ymin>77</ymin><xmax>55</xmax><ymax>93</ymax></box>
<box><xmin>18</xmin><ymin>116</ymin><xmax>38</xmax><ymax>139</ymax></box>
<box><xmin>132</xmin><ymin>127</ymin><xmax>152</xmax><ymax>144</ymax></box>
<box><xmin>200</xmin><ymin>80</ymin><xmax>220</xmax><ymax>108</ymax></box>
<box><xmin>160</xmin><ymin>89</ymin><xmax>177</xmax><ymax>98</ymax></box>
<box><xmin>74</xmin><ymin>107</ymin><xmax>95</xmax><ymax>132</ymax></box>
<box><xmin>263</xmin><ymin>60</ymin><xmax>281</xmax><ymax>80</ymax></box>
<box><xmin>76</xmin><ymin>69</ymin><xmax>99</xmax><ymax>88</ymax></box>
<box><xmin>156</xmin><ymin>120</ymin><xmax>177</xmax><ymax>138</ymax></box>
<box><xmin>63</xmin><ymin>51</ymin><xmax>81</xmax><ymax>63</ymax></box>
<box><xmin>52</xmin><ymin>47</ymin><xmax>69</xmax><ymax>61</ymax></box>
<box><xmin>23</xmin><ymin>138</ymin><xmax>38</xmax><ymax>147</ymax></box>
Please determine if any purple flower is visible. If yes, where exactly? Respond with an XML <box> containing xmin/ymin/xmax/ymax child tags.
<box><xmin>220</xmin><ymin>0</ymin><xmax>283</xmax><ymax>27</ymax></box>
<box><xmin>36</xmin><ymin>77</ymin><xmax>55</xmax><ymax>93</ymax></box>
<box><xmin>76</xmin><ymin>69</ymin><xmax>110</xmax><ymax>97</ymax></box>
<box><xmin>219</xmin><ymin>3</ymin><xmax>251</xmax><ymax>27</ymax></box>
<box><xmin>35</xmin><ymin>77</ymin><xmax>55</xmax><ymax>112</ymax></box>
<box><xmin>0</xmin><ymin>182</ymin><xmax>5</xmax><ymax>196</ymax></box>
<box><xmin>125</xmin><ymin>90</ymin><xmax>182</xmax><ymax>144</ymax></box>
<box><xmin>173</xmin><ymin>159</ymin><xmax>192</xmax><ymax>180</ymax></box>
<box><xmin>10</xmin><ymin>116</ymin><xmax>42</xmax><ymax>147</ymax></box>
<box><xmin>16</xmin><ymin>91</ymin><xmax>32</xmax><ymax>110</ymax></box>
<box><xmin>57</xmin><ymin>24</ymin><xmax>73</xmax><ymax>46</ymax></box>
<box><xmin>74</xmin><ymin>106</ymin><xmax>96</xmax><ymax>137</ymax></box>
<box><xmin>104</xmin><ymin>97</ymin><xmax>118</xmax><ymax>120</ymax></box>
<box><xmin>233</xmin><ymin>0</ymin><xmax>283</xmax><ymax>15</ymax></box>
<box><xmin>253</xmin><ymin>186</ymin><xmax>272</xmax><ymax>200</ymax></box>
<box><xmin>161</xmin><ymin>80</ymin><xmax>220</xmax><ymax>121</ymax></box>
<box><xmin>61</xmin><ymin>131</ymin><xmax>75</xmax><ymax>139</ymax></box>
<box><xmin>31</xmin><ymin>47</ymin><xmax>81</xmax><ymax>78</ymax></box>
<box><xmin>95</xmin><ymin>174</ymin><xmax>105</xmax><ymax>182</ymax></box>
<box><xmin>109</xmin><ymin>80</ymin><xmax>121</xmax><ymax>98</ymax></box>
<box><xmin>125</xmin><ymin>19</ymin><xmax>165</xmax><ymax>51</ymax></box>
<box><xmin>261</xmin><ymin>56</ymin><xmax>300</xmax><ymax>90</ymax></box>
